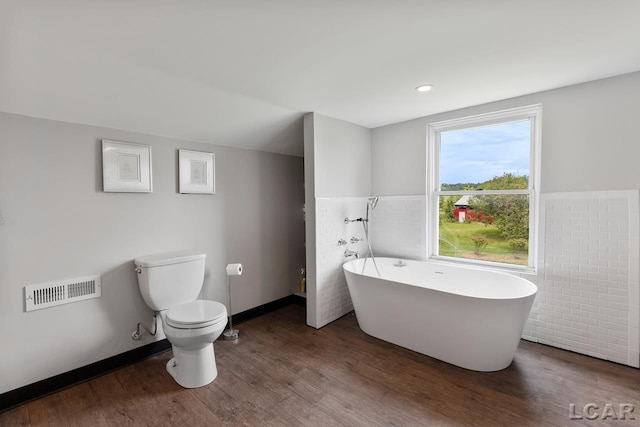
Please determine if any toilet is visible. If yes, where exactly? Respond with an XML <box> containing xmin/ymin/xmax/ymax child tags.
<box><xmin>134</xmin><ymin>250</ymin><xmax>227</xmax><ymax>388</ymax></box>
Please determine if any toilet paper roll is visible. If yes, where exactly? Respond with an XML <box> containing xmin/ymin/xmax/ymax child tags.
<box><xmin>226</xmin><ymin>263</ymin><xmax>243</xmax><ymax>276</ymax></box>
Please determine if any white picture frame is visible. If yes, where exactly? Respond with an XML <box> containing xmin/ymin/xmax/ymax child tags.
<box><xmin>102</xmin><ymin>140</ymin><xmax>153</xmax><ymax>193</ymax></box>
<box><xmin>179</xmin><ymin>150</ymin><xmax>215</xmax><ymax>194</ymax></box>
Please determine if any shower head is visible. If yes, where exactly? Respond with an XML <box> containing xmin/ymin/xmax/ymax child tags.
<box><xmin>368</xmin><ymin>196</ymin><xmax>379</xmax><ymax>210</ymax></box>
<box><xmin>365</xmin><ymin>196</ymin><xmax>379</xmax><ymax>223</ymax></box>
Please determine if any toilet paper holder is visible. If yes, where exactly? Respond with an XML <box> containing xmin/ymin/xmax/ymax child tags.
<box><xmin>223</xmin><ymin>263</ymin><xmax>243</xmax><ymax>341</ymax></box>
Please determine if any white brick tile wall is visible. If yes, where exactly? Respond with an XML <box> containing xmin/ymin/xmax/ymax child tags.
<box><xmin>529</xmin><ymin>191</ymin><xmax>640</xmax><ymax>367</ymax></box>
<box><xmin>314</xmin><ymin>197</ymin><xmax>371</xmax><ymax>327</ymax></box>
<box><xmin>368</xmin><ymin>196</ymin><xmax>426</xmax><ymax>260</ymax></box>
<box><xmin>312</xmin><ymin>195</ymin><xmax>426</xmax><ymax>327</ymax></box>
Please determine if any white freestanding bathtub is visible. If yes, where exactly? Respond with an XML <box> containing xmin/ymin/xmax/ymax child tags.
<box><xmin>343</xmin><ymin>257</ymin><xmax>537</xmax><ymax>371</ymax></box>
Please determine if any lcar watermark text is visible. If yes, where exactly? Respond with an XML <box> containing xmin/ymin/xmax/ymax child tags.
<box><xmin>569</xmin><ymin>403</ymin><xmax>635</xmax><ymax>421</ymax></box>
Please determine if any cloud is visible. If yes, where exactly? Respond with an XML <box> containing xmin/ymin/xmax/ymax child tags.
<box><xmin>440</xmin><ymin>120</ymin><xmax>530</xmax><ymax>185</ymax></box>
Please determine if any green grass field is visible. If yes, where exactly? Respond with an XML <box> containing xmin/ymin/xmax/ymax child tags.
<box><xmin>439</xmin><ymin>221</ymin><xmax>528</xmax><ymax>266</ymax></box>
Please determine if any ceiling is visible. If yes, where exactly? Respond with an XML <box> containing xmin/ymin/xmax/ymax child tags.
<box><xmin>2</xmin><ymin>1</ymin><xmax>640</xmax><ymax>157</ymax></box>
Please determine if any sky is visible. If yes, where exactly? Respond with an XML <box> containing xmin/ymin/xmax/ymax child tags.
<box><xmin>440</xmin><ymin>119</ymin><xmax>530</xmax><ymax>185</ymax></box>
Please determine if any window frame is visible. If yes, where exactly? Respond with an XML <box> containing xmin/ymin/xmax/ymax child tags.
<box><xmin>427</xmin><ymin>104</ymin><xmax>542</xmax><ymax>274</ymax></box>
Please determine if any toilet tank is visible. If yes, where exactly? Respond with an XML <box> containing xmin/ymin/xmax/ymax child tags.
<box><xmin>134</xmin><ymin>250</ymin><xmax>206</xmax><ymax>311</ymax></box>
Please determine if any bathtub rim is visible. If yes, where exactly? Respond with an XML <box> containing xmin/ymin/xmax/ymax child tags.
<box><xmin>343</xmin><ymin>257</ymin><xmax>538</xmax><ymax>301</ymax></box>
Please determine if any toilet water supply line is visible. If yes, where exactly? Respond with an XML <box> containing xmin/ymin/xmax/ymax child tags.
<box><xmin>132</xmin><ymin>314</ymin><xmax>158</xmax><ymax>340</ymax></box>
<box><xmin>131</xmin><ymin>264</ymin><xmax>159</xmax><ymax>341</ymax></box>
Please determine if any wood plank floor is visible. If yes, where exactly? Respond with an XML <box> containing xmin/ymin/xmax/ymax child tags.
<box><xmin>2</xmin><ymin>304</ymin><xmax>640</xmax><ymax>426</ymax></box>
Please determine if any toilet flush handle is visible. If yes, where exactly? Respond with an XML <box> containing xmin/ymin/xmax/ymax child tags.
<box><xmin>134</xmin><ymin>266</ymin><xmax>142</xmax><ymax>274</ymax></box>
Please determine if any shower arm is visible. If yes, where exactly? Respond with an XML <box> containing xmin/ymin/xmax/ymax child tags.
<box><xmin>344</xmin><ymin>217</ymin><xmax>367</xmax><ymax>224</ymax></box>
<box><xmin>345</xmin><ymin>196</ymin><xmax>380</xmax><ymax>224</ymax></box>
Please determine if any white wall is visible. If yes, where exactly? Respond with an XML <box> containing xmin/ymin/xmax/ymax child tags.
<box><xmin>371</xmin><ymin>119</ymin><xmax>426</xmax><ymax>196</ymax></box>
<box><xmin>221</xmin><ymin>146</ymin><xmax>305</xmax><ymax>313</ymax></box>
<box><xmin>303</xmin><ymin>113</ymin><xmax>318</xmax><ymax>326</ymax></box>
<box><xmin>372</xmin><ymin>71</ymin><xmax>640</xmax><ymax>195</ymax></box>
<box><xmin>304</xmin><ymin>113</ymin><xmax>372</xmax><ymax>327</ymax></box>
<box><xmin>313</xmin><ymin>113</ymin><xmax>371</xmax><ymax>197</ymax></box>
<box><xmin>0</xmin><ymin>112</ymin><xmax>304</xmax><ymax>394</ymax></box>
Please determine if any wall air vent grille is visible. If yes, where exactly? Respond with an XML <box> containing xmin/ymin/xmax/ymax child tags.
<box><xmin>24</xmin><ymin>275</ymin><xmax>102</xmax><ymax>312</ymax></box>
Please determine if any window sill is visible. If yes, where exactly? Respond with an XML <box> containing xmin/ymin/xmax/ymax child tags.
<box><xmin>427</xmin><ymin>256</ymin><xmax>538</xmax><ymax>277</ymax></box>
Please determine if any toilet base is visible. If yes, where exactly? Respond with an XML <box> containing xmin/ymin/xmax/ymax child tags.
<box><xmin>166</xmin><ymin>343</ymin><xmax>218</xmax><ymax>388</ymax></box>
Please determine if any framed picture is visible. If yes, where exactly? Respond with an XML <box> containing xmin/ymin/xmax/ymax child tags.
<box><xmin>179</xmin><ymin>150</ymin><xmax>215</xmax><ymax>194</ymax></box>
<box><xmin>102</xmin><ymin>140</ymin><xmax>153</xmax><ymax>193</ymax></box>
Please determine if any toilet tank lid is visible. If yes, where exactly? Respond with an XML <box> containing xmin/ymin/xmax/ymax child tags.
<box><xmin>135</xmin><ymin>250</ymin><xmax>206</xmax><ymax>268</ymax></box>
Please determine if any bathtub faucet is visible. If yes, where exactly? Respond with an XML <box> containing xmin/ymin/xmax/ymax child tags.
<box><xmin>344</xmin><ymin>249</ymin><xmax>359</xmax><ymax>258</ymax></box>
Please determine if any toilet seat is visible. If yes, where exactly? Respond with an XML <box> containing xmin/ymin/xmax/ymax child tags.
<box><xmin>166</xmin><ymin>300</ymin><xmax>227</xmax><ymax>329</ymax></box>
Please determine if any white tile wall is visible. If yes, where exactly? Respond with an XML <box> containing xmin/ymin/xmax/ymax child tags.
<box><xmin>313</xmin><ymin>195</ymin><xmax>426</xmax><ymax>327</ymax></box>
<box><xmin>315</xmin><ymin>197</ymin><xmax>371</xmax><ymax>327</ymax></box>
<box><xmin>525</xmin><ymin>191</ymin><xmax>640</xmax><ymax>367</ymax></box>
<box><xmin>369</xmin><ymin>196</ymin><xmax>427</xmax><ymax>260</ymax></box>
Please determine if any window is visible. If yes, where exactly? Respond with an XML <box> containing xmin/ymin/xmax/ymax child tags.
<box><xmin>427</xmin><ymin>105</ymin><xmax>541</xmax><ymax>272</ymax></box>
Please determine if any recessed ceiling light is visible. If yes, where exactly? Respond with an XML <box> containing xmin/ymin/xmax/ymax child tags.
<box><xmin>415</xmin><ymin>84</ymin><xmax>433</xmax><ymax>93</ymax></box>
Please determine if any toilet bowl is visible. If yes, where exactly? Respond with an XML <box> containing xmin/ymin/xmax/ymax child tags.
<box><xmin>162</xmin><ymin>300</ymin><xmax>227</xmax><ymax>388</ymax></box>
<box><xmin>134</xmin><ymin>250</ymin><xmax>228</xmax><ymax>388</ymax></box>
